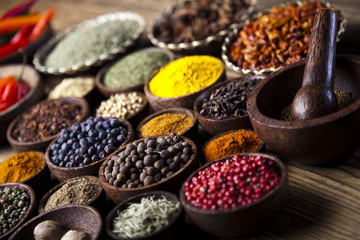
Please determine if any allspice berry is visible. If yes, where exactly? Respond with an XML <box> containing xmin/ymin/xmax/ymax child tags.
<box><xmin>34</xmin><ymin>220</ymin><xmax>68</xmax><ymax>240</ymax></box>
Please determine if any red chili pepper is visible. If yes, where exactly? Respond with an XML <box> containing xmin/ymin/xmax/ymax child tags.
<box><xmin>0</xmin><ymin>25</ymin><xmax>33</xmax><ymax>58</ymax></box>
<box><xmin>1</xmin><ymin>78</ymin><xmax>17</xmax><ymax>104</ymax></box>
<box><xmin>29</xmin><ymin>4</ymin><xmax>55</xmax><ymax>41</ymax></box>
<box><xmin>1</xmin><ymin>0</ymin><xmax>37</xmax><ymax>20</ymax></box>
<box><xmin>0</xmin><ymin>76</ymin><xmax>13</xmax><ymax>101</ymax></box>
<box><xmin>0</xmin><ymin>100</ymin><xmax>13</xmax><ymax>111</ymax></box>
<box><xmin>16</xmin><ymin>81</ymin><xmax>30</xmax><ymax>101</ymax></box>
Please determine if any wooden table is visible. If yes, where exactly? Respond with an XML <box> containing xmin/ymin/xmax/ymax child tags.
<box><xmin>0</xmin><ymin>0</ymin><xmax>359</xmax><ymax>239</ymax></box>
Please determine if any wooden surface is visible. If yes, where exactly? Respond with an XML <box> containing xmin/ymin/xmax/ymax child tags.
<box><xmin>0</xmin><ymin>0</ymin><xmax>360</xmax><ymax>239</ymax></box>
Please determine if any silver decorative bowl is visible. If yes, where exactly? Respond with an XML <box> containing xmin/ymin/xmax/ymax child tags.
<box><xmin>33</xmin><ymin>12</ymin><xmax>145</xmax><ymax>75</ymax></box>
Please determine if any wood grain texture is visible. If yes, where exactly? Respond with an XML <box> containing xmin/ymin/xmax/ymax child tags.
<box><xmin>0</xmin><ymin>0</ymin><xmax>360</xmax><ymax>239</ymax></box>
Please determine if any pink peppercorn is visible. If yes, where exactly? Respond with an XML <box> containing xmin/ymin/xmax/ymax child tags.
<box><xmin>184</xmin><ymin>154</ymin><xmax>281</xmax><ymax>210</ymax></box>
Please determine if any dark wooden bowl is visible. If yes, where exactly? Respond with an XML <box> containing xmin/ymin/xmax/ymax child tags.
<box><xmin>194</xmin><ymin>76</ymin><xmax>265</xmax><ymax>136</ymax></box>
<box><xmin>0</xmin><ymin>183</ymin><xmax>37</xmax><ymax>240</ymax></box>
<box><xmin>38</xmin><ymin>175</ymin><xmax>105</xmax><ymax>214</ymax></box>
<box><xmin>95</xmin><ymin>47</ymin><xmax>174</xmax><ymax>98</ymax></box>
<box><xmin>96</xmin><ymin>91</ymin><xmax>149</xmax><ymax>128</ymax></box>
<box><xmin>0</xmin><ymin>64</ymin><xmax>43</xmax><ymax>145</ymax></box>
<box><xmin>144</xmin><ymin>66</ymin><xmax>226</xmax><ymax>112</ymax></box>
<box><xmin>99</xmin><ymin>136</ymin><xmax>199</xmax><ymax>204</ymax></box>
<box><xmin>0</xmin><ymin>25</ymin><xmax>53</xmax><ymax>65</ymax></box>
<box><xmin>201</xmin><ymin>129</ymin><xmax>264</xmax><ymax>164</ymax></box>
<box><xmin>6</xmin><ymin>97</ymin><xmax>90</xmax><ymax>153</ymax></box>
<box><xmin>8</xmin><ymin>205</ymin><xmax>103</xmax><ymax>240</ymax></box>
<box><xmin>179</xmin><ymin>152</ymin><xmax>288</xmax><ymax>238</ymax></box>
<box><xmin>105</xmin><ymin>191</ymin><xmax>183</xmax><ymax>240</ymax></box>
<box><xmin>45</xmin><ymin>118</ymin><xmax>135</xmax><ymax>182</ymax></box>
<box><xmin>247</xmin><ymin>55</ymin><xmax>360</xmax><ymax>165</ymax></box>
<box><xmin>136</xmin><ymin>107</ymin><xmax>197</xmax><ymax>139</ymax></box>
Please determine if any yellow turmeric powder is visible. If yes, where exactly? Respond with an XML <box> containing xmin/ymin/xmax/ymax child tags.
<box><xmin>203</xmin><ymin>129</ymin><xmax>260</xmax><ymax>163</ymax></box>
<box><xmin>0</xmin><ymin>151</ymin><xmax>45</xmax><ymax>184</ymax></box>
<box><xmin>149</xmin><ymin>55</ymin><xmax>223</xmax><ymax>97</ymax></box>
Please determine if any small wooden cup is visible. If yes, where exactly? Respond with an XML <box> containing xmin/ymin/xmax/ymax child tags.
<box><xmin>38</xmin><ymin>175</ymin><xmax>105</xmax><ymax>214</ymax></box>
<box><xmin>99</xmin><ymin>136</ymin><xmax>199</xmax><ymax>204</ymax></box>
<box><xmin>144</xmin><ymin>65</ymin><xmax>226</xmax><ymax>112</ymax></box>
<box><xmin>7</xmin><ymin>97</ymin><xmax>90</xmax><ymax>153</ymax></box>
<box><xmin>0</xmin><ymin>183</ymin><xmax>37</xmax><ymax>240</ymax></box>
<box><xmin>95</xmin><ymin>47</ymin><xmax>174</xmax><ymax>98</ymax></box>
<box><xmin>45</xmin><ymin>118</ymin><xmax>135</xmax><ymax>182</ymax></box>
<box><xmin>105</xmin><ymin>191</ymin><xmax>183</xmax><ymax>240</ymax></box>
<box><xmin>9</xmin><ymin>205</ymin><xmax>103</xmax><ymax>240</ymax></box>
<box><xmin>180</xmin><ymin>153</ymin><xmax>288</xmax><ymax>238</ymax></box>
<box><xmin>194</xmin><ymin>76</ymin><xmax>265</xmax><ymax>136</ymax></box>
<box><xmin>0</xmin><ymin>64</ymin><xmax>43</xmax><ymax>145</ymax></box>
<box><xmin>136</xmin><ymin>107</ymin><xmax>197</xmax><ymax>139</ymax></box>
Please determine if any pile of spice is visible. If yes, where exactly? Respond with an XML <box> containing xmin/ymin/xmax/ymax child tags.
<box><xmin>34</xmin><ymin>220</ymin><xmax>90</xmax><ymax>240</ymax></box>
<box><xmin>281</xmin><ymin>91</ymin><xmax>358</xmax><ymax>121</ymax></box>
<box><xmin>140</xmin><ymin>113</ymin><xmax>193</xmax><ymax>138</ymax></box>
<box><xmin>45</xmin><ymin>17</ymin><xmax>141</xmax><ymax>69</ymax></box>
<box><xmin>12</xmin><ymin>100</ymin><xmax>82</xmax><ymax>142</ymax></box>
<box><xmin>49</xmin><ymin>116</ymin><xmax>128</xmax><ymax>168</ymax></box>
<box><xmin>0</xmin><ymin>187</ymin><xmax>30</xmax><ymax>234</ymax></box>
<box><xmin>203</xmin><ymin>129</ymin><xmax>260</xmax><ymax>163</ymax></box>
<box><xmin>200</xmin><ymin>78</ymin><xmax>262</xmax><ymax>119</ymax></box>
<box><xmin>103</xmin><ymin>50</ymin><xmax>170</xmax><ymax>89</ymax></box>
<box><xmin>48</xmin><ymin>77</ymin><xmax>94</xmax><ymax>99</ymax></box>
<box><xmin>149</xmin><ymin>55</ymin><xmax>223</xmax><ymax>98</ymax></box>
<box><xmin>104</xmin><ymin>132</ymin><xmax>193</xmax><ymax>188</ymax></box>
<box><xmin>229</xmin><ymin>1</ymin><xmax>342</xmax><ymax>71</ymax></box>
<box><xmin>44</xmin><ymin>178</ymin><xmax>100</xmax><ymax>211</ymax></box>
<box><xmin>153</xmin><ymin>0</ymin><xmax>250</xmax><ymax>43</ymax></box>
<box><xmin>96</xmin><ymin>92</ymin><xmax>146</xmax><ymax>119</ymax></box>
<box><xmin>0</xmin><ymin>151</ymin><xmax>44</xmax><ymax>184</ymax></box>
<box><xmin>184</xmin><ymin>154</ymin><xmax>281</xmax><ymax>210</ymax></box>
<box><xmin>112</xmin><ymin>196</ymin><xmax>179</xmax><ymax>238</ymax></box>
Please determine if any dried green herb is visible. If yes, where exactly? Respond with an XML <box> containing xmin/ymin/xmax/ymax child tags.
<box><xmin>112</xmin><ymin>196</ymin><xmax>179</xmax><ymax>238</ymax></box>
<box><xmin>45</xmin><ymin>19</ymin><xmax>140</xmax><ymax>69</ymax></box>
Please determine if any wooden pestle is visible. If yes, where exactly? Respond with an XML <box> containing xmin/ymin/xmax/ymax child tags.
<box><xmin>291</xmin><ymin>9</ymin><xmax>338</xmax><ymax>120</ymax></box>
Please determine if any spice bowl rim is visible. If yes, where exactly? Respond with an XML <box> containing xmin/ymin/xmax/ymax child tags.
<box><xmin>0</xmin><ymin>182</ymin><xmax>37</xmax><ymax>240</ymax></box>
<box><xmin>33</xmin><ymin>11</ymin><xmax>145</xmax><ymax>75</ymax></box>
<box><xmin>99</xmin><ymin>135</ymin><xmax>198</xmax><ymax>201</ymax></box>
<box><xmin>45</xmin><ymin>117</ymin><xmax>135</xmax><ymax>179</ymax></box>
<box><xmin>6</xmin><ymin>97</ymin><xmax>90</xmax><ymax>152</ymax></box>
<box><xmin>147</xmin><ymin>0</ymin><xmax>256</xmax><ymax>53</ymax></box>
<box><xmin>221</xmin><ymin>0</ymin><xmax>346</xmax><ymax>75</ymax></box>
<box><xmin>38</xmin><ymin>175</ymin><xmax>104</xmax><ymax>214</ymax></box>
<box><xmin>193</xmin><ymin>76</ymin><xmax>265</xmax><ymax>134</ymax></box>
<box><xmin>95</xmin><ymin>47</ymin><xmax>175</xmax><ymax>98</ymax></box>
<box><xmin>180</xmin><ymin>152</ymin><xmax>287</xmax><ymax>213</ymax></box>
<box><xmin>8</xmin><ymin>204</ymin><xmax>103</xmax><ymax>240</ymax></box>
<box><xmin>201</xmin><ymin>128</ymin><xmax>265</xmax><ymax>164</ymax></box>
<box><xmin>105</xmin><ymin>191</ymin><xmax>183</xmax><ymax>240</ymax></box>
<box><xmin>136</xmin><ymin>107</ymin><xmax>197</xmax><ymax>139</ymax></box>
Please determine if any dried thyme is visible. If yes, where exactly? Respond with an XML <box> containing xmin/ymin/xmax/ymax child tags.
<box><xmin>112</xmin><ymin>196</ymin><xmax>179</xmax><ymax>238</ymax></box>
<box><xmin>45</xmin><ymin>19</ymin><xmax>140</xmax><ymax>69</ymax></box>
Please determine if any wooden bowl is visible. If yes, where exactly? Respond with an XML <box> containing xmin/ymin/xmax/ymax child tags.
<box><xmin>247</xmin><ymin>55</ymin><xmax>360</xmax><ymax>165</ymax></box>
<box><xmin>0</xmin><ymin>64</ymin><xmax>43</xmax><ymax>145</ymax></box>
<box><xmin>6</xmin><ymin>97</ymin><xmax>90</xmax><ymax>153</ymax></box>
<box><xmin>105</xmin><ymin>191</ymin><xmax>183</xmax><ymax>240</ymax></box>
<box><xmin>194</xmin><ymin>76</ymin><xmax>265</xmax><ymax>136</ymax></box>
<box><xmin>99</xmin><ymin>136</ymin><xmax>199</xmax><ymax>204</ymax></box>
<box><xmin>45</xmin><ymin>118</ymin><xmax>135</xmax><ymax>182</ymax></box>
<box><xmin>136</xmin><ymin>107</ymin><xmax>197</xmax><ymax>139</ymax></box>
<box><xmin>8</xmin><ymin>205</ymin><xmax>103</xmax><ymax>240</ymax></box>
<box><xmin>0</xmin><ymin>25</ymin><xmax>53</xmax><ymax>64</ymax></box>
<box><xmin>95</xmin><ymin>47</ymin><xmax>174</xmax><ymax>98</ymax></box>
<box><xmin>0</xmin><ymin>183</ymin><xmax>37</xmax><ymax>240</ymax></box>
<box><xmin>144</xmin><ymin>66</ymin><xmax>226</xmax><ymax>112</ymax></box>
<box><xmin>179</xmin><ymin>153</ymin><xmax>288</xmax><ymax>238</ymax></box>
<box><xmin>38</xmin><ymin>175</ymin><xmax>104</xmax><ymax>214</ymax></box>
<box><xmin>201</xmin><ymin>129</ymin><xmax>264</xmax><ymax>164</ymax></box>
